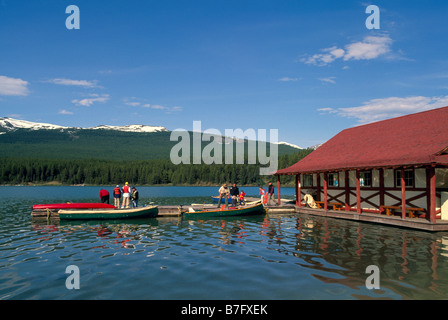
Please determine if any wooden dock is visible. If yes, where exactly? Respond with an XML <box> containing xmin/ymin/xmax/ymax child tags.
<box><xmin>157</xmin><ymin>205</ymin><xmax>184</xmax><ymax>216</ymax></box>
<box><xmin>274</xmin><ymin>205</ymin><xmax>448</xmax><ymax>232</ymax></box>
<box><xmin>261</xmin><ymin>196</ymin><xmax>448</xmax><ymax>232</ymax></box>
<box><xmin>30</xmin><ymin>200</ymin><xmax>448</xmax><ymax>231</ymax></box>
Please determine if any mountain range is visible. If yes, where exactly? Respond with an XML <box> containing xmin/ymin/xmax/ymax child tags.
<box><xmin>0</xmin><ymin>117</ymin><xmax>168</xmax><ymax>133</ymax></box>
<box><xmin>0</xmin><ymin>117</ymin><xmax>304</xmax><ymax>161</ymax></box>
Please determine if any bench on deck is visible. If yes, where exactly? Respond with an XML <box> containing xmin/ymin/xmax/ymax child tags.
<box><xmin>316</xmin><ymin>201</ymin><xmax>344</xmax><ymax>211</ymax></box>
<box><xmin>380</xmin><ymin>205</ymin><xmax>426</xmax><ymax>218</ymax></box>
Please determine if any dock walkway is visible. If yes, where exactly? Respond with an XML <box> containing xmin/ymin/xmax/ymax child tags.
<box><xmin>263</xmin><ymin>204</ymin><xmax>448</xmax><ymax>232</ymax></box>
<box><xmin>31</xmin><ymin>200</ymin><xmax>448</xmax><ymax>231</ymax></box>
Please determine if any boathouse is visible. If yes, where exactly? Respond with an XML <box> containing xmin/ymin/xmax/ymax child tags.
<box><xmin>274</xmin><ymin>106</ymin><xmax>448</xmax><ymax>230</ymax></box>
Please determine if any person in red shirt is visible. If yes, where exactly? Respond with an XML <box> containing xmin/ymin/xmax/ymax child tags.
<box><xmin>122</xmin><ymin>182</ymin><xmax>131</xmax><ymax>208</ymax></box>
<box><xmin>259</xmin><ymin>187</ymin><xmax>266</xmax><ymax>203</ymax></box>
<box><xmin>113</xmin><ymin>185</ymin><xmax>121</xmax><ymax>208</ymax></box>
<box><xmin>99</xmin><ymin>189</ymin><xmax>110</xmax><ymax>204</ymax></box>
<box><xmin>239</xmin><ymin>191</ymin><xmax>246</xmax><ymax>206</ymax></box>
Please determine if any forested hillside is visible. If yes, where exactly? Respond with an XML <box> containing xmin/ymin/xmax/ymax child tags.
<box><xmin>0</xmin><ymin>128</ymin><xmax>301</xmax><ymax>160</ymax></box>
<box><xmin>0</xmin><ymin>151</ymin><xmax>312</xmax><ymax>186</ymax></box>
<box><xmin>0</xmin><ymin>128</ymin><xmax>312</xmax><ymax>186</ymax></box>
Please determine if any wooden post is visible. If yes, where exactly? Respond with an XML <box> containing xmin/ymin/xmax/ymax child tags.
<box><xmin>356</xmin><ymin>170</ymin><xmax>361</xmax><ymax>214</ymax></box>
<box><xmin>297</xmin><ymin>174</ymin><xmax>302</xmax><ymax>207</ymax></box>
<box><xmin>277</xmin><ymin>175</ymin><xmax>281</xmax><ymax>205</ymax></box>
<box><xmin>295</xmin><ymin>174</ymin><xmax>299</xmax><ymax>206</ymax></box>
<box><xmin>428</xmin><ymin>166</ymin><xmax>436</xmax><ymax>223</ymax></box>
<box><xmin>323</xmin><ymin>172</ymin><xmax>328</xmax><ymax>211</ymax></box>
<box><xmin>316</xmin><ymin>173</ymin><xmax>321</xmax><ymax>202</ymax></box>
<box><xmin>344</xmin><ymin>170</ymin><xmax>350</xmax><ymax>211</ymax></box>
<box><xmin>379</xmin><ymin>168</ymin><xmax>385</xmax><ymax>212</ymax></box>
<box><xmin>401</xmin><ymin>168</ymin><xmax>406</xmax><ymax>219</ymax></box>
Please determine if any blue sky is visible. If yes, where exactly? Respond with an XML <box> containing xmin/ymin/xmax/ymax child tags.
<box><xmin>1</xmin><ymin>0</ymin><xmax>448</xmax><ymax>148</ymax></box>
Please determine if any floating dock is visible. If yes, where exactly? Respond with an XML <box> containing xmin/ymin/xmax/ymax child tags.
<box><xmin>262</xmin><ymin>202</ymin><xmax>448</xmax><ymax>232</ymax></box>
<box><xmin>30</xmin><ymin>199</ymin><xmax>448</xmax><ymax>231</ymax></box>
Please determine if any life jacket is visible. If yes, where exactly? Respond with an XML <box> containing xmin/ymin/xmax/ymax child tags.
<box><xmin>114</xmin><ymin>187</ymin><xmax>121</xmax><ymax>195</ymax></box>
<box><xmin>123</xmin><ymin>185</ymin><xmax>130</xmax><ymax>193</ymax></box>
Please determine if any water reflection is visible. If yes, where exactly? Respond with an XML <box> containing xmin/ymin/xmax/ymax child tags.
<box><xmin>265</xmin><ymin>213</ymin><xmax>448</xmax><ymax>299</ymax></box>
<box><xmin>19</xmin><ymin>211</ymin><xmax>448</xmax><ymax>299</ymax></box>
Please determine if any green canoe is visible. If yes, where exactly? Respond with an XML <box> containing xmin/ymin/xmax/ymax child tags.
<box><xmin>58</xmin><ymin>205</ymin><xmax>158</xmax><ymax>220</ymax></box>
<box><xmin>184</xmin><ymin>202</ymin><xmax>265</xmax><ymax>218</ymax></box>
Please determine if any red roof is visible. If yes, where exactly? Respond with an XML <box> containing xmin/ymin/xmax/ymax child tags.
<box><xmin>276</xmin><ymin>106</ymin><xmax>448</xmax><ymax>175</ymax></box>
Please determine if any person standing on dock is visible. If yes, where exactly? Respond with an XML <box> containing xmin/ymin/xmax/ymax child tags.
<box><xmin>99</xmin><ymin>189</ymin><xmax>110</xmax><ymax>204</ymax></box>
<box><xmin>131</xmin><ymin>187</ymin><xmax>139</xmax><ymax>208</ymax></box>
<box><xmin>217</xmin><ymin>183</ymin><xmax>230</xmax><ymax>208</ymax></box>
<box><xmin>267</xmin><ymin>182</ymin><xmax>275</xmax><ymax>205</ymax></box>
<box><xmin>122</xmin><ymin>182</ymin><xmax>131</xmax><ymax>208</ymax></box>
<box><xmin>239</xmin><ymin>190</ymin><xmax>246</xmax><ymax>206</ymax></box>
<box><xmin>113</xmin><ymin>185</ymin><xmax>121</xmax><ymax>208</ymax></box>
<box><xmin>259</xmin><ymin>187</ymin><xmax>266</xmax><ymax>203</ymax></box>
<box><xmin>230</xmin><ymin>183</ymin><xmax>239</xmax><ymax>207</ymax></box>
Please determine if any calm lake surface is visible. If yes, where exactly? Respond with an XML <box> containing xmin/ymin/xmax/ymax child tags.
<box><xmin>1</xmin><ymin>186</ymin><xmax>448</xmax><ymax>300</ymax></box>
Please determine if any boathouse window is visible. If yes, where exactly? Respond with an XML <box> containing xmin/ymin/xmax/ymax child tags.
<box><xmin>303</xmin><ymin>174</ymin><xmax>313</xmax><ymax>187</ymax></box>
<box><xmin>360</xmin><ymin>171</ymin><xmax>372</xmax><ymax>187</ymax></box>
<box><xmin>328</xmin><ymin>173</ymin><xmax>339</xmax><ymax>187</ymax></box>
<box><xmin>395</xmin><ymin>169</ymin><xmax>414</xmax><ymax>187</ymax></box>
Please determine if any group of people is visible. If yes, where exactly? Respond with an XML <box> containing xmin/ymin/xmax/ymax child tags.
<box><xmin>100</xmin><ymin>181</ymin><xmax>276</xmax><ymax>210</ymax></box>
<box><xmin>98</xmin><ymin>182</ymin><xmax>139</xmax><ymax>208</ymax></box>
<box><xmin>217</xmin><ymin>182</ymin><xmax>275</xmax><ymax>208</ymax></box>
<box><xmin>259</xmin><ymin>182</ymin><xmax>275</xmax><ymax>205</ymax></box>
<box><xmin>217</xmin><ymin>183</ymin><xmax>246</xmax><ymax>208</ymax></box>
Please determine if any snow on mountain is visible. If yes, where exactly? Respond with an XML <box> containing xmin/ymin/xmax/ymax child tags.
<box><xmin>0</xmin><ymin>117</ymin><xmax>303</xmax><ymax>148</ymax></box>
<box><xmin>309</xmin><ymin>143</ymin><xmax>324</xmax><ymax>150</ymax></box>
<box><xmin>90</xmin><ymin>124</ymin><xmax>168</xmax><ymax>133</ymax></box>
<box><xmin>276</xmin><ymin>141</ymin><xmax>303</xmax><ymax>149</ymax></box>
<box><xmin>0</xmin><ymin>117</ymin><xmax>168</xmax><ymax>133</ymax></box>
<box><xmin>0</xmin><ymin>117</ymin><xmax>70</xmax><ymax>131</ymax></box>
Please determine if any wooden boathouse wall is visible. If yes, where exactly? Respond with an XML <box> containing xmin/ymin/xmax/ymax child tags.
<box><xmin>286</xmin><ymin>167</ymin><xmax>447</xmax><ymax>220</ymax></box>
<box><xmin>274</xmin><ymin>106</ymin><xmax>448</xmax><ymax>228</ymax></box>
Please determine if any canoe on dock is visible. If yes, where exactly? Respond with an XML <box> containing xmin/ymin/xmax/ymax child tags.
<box><xmin>58</xmin><ymin>205</ymin><xmax>159</xmax><ymax>220</ymax></box>
<box><xmin>31</xmin><ymin>202</ymin><xmax>118</xmax><ymax>218</ymax></box>
<box><xmin>184</xmin><ymin>202</ymin><xmax>265</xmax><ymax>218</ymax></box>
<box><xmin>33</xmin><ymin>203</ymin><xmax>116</xmax><ymax>210</ymax></box>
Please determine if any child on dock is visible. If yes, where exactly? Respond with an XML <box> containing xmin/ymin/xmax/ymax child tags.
<box><xmin>259</xmin><ymin>187</ymin><xmax>265</xmax><ymax>203</ymax></box>
<box><xmin>239</xmin><ymin>191</ymin><xmax>246</xmax><ymax>206</ymax></box>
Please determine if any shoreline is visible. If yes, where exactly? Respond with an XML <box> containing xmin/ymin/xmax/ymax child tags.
<box><xmin>1</xmin><ymin>182</ymin><xmax>296</xmax><ymax>188</ymax></box>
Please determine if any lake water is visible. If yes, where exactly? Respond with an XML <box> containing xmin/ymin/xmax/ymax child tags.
<box><xmin>1</xmin><ymin>186</ymin><xmax>448</xmax><ymax>300</ymax></box>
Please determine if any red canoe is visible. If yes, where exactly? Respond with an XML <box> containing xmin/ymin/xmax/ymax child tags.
<box><xmin>33</xmin><ymin>203</ymin><xmax>116</xmax><ymax>210</ymax></box>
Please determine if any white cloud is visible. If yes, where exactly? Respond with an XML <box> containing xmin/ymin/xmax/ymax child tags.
<box><xmin>47</xmin><ymin>78</ymin><xmax>99</xmax><ymax>88</ymax></box>
<box><xmin>319</xmin><ymin>77</ymin><xmax>336</xmax><ymax>84</ymax></box>
<box><xmin>278</xmin><ymin>77</ymin><xmax>299</xmax><ymax>82</ymax></box>
<box><xmin>123</xmin><ymin>97</ymin><xmax>184</xmax><ymax>113</ymax></box>
<box><xmin>319</xmin><ymin>95</ymin><xmax>448</xmax><ymax>123</ymax></box>
<box><xmin>302</xmin><ymin>35</ymin><xmax>392</xmax><ymax>66</ymax></box>
<box><xmin>72</xmin><ymin>93</ymin><xmax>110</xmax><ymax>106</ymax></box>
<box><xmin>0</xmin><ymin>75</ymin><xmax>29</xmax><ymax>96</ymax></box>
<box><xmin>142</xmin><ymin>103</ymin><xmax>183</xmax><ymax>113</ymax></box>
<box><xmin>59</xmin><ymin>109</ymin><xmax>74</xmax><ymax>115</ymax></box>
<box><xmin>125</xmin><ymin>102</ymin><xmax>141</xmax><ymax>107</ymax></box>
<box><xmin>343</xmin><ymin>35</ymin><xmax>392</xmax><ymax>61</ymax></box>
<box><xmin>317</xmin><ymin>107</ymin><xmax>336</xmax><ymax>113</ymax></box>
